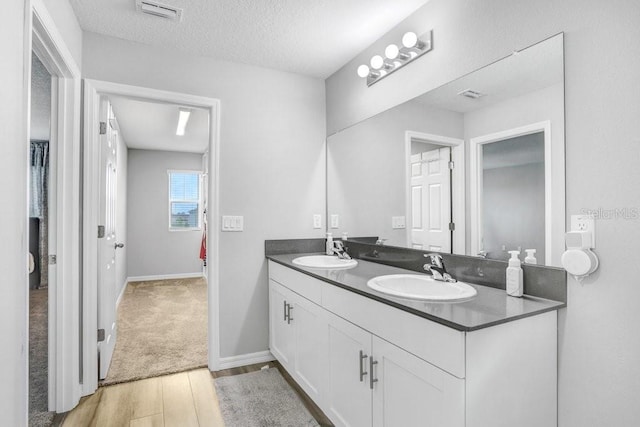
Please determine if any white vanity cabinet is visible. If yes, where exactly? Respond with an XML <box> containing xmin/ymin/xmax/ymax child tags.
<box><xmin>268</xmin><ymin>260</ymin><xmax>558</xmax><ymax>427</ymax></box>
<box><xmin>325</xmin><ymin>311</ymin><xmax>464</xmax><ymax>427</ymax></box>
<box><xmin>269</xmin><ymin>279</ymin><xmax>327</xmax><ymax>406</ymax></box>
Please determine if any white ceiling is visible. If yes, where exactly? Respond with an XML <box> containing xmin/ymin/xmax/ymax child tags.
<box><xmin>68</xmin><ymin>0</ymin><xmax>431</xmax><ymax>78</ymax></box>
<box><xmin>109</xmin><ymin>96</ymin><xmax>209</xmax><ymax>153</ymax></box>
<box><xmin>416</xmin><ymin>34</ymin><xmax>564</xmax><ymax>113</ymax></box>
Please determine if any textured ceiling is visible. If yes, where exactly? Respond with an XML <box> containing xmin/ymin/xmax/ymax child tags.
<box><xmin>109</xmin><ymin>96</ymin><xmax>209</xmax><ymax>153</ymax></box>
<box><xmin>68</xmin><ymin>0</ymin><xmax>430</xmax><ymax>78</ymax></box>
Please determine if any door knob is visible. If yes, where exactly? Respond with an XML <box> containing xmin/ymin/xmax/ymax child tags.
<box><xmin>115</xmin><ymin>243</ymin><xmax>125</xmax><ymax>249</ymax></box>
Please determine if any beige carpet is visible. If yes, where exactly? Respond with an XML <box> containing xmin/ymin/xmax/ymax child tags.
<box><xmin>101</xmin><ymin>277</ymin><xmax>208</xmax><ymax>386</ymax></box>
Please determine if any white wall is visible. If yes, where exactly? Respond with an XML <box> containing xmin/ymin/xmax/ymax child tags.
<box><xmin>127</xmin><ymin>149</ymin><xmax>203</xmax><ymax>278</ymax></box>
<box><xmin>115</xmin><ymin>133</ymin><xmax>128</xmax><ymax>296</ymax></box>
<box><xmin>82</xmin><ymin>32</ymin><xmax>327</xmax><ymax>357</ymax></box>
<box><xmin>325</xmin><ymin>0</ymin><xmax>640</xmax><ymax>425</ymax></box>
<box><xmin>0</xmin><ymin>2</ymin><xmax>29</xmax><ymax>424</ymax></box>
<box><xmin>40</xmin><ymin>0</ymin><xmax>82</xmax><ymax>67</ymax></box>
<box><xmin>327</xmin><ymin>100</ymin><xmax>462</xmax><ymax>246</ymax></box>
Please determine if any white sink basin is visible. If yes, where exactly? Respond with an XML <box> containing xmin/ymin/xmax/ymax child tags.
<box><xmin>367</xmin><ymin>274</ymin><xmax>477</xmax><ymax>301</ymax></box>
<box><xmin>292</xmin><ymin>255</ymin><xmax>358</xmax><ymax>270</ymax></box>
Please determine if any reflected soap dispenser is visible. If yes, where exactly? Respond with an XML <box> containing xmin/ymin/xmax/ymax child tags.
<box><xmin>506</xmin><ymin>250</ymin><xmax>523</xmax><ymax>297</ymax></box>
<box><xmin>326</xmin><ymin>233</ymin><xmax>334</xmax><ymax>255</ymax></box>
<box><xmin>524</xmin><ymin>249</ymin><xmax>537</xmax><ymax>265</ymax></box>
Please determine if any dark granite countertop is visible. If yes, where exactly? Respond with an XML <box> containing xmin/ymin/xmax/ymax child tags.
<box><xmin>267</xmin><ymin>253</ymin><xmax>566</xmax><ymax>332</ymax></box>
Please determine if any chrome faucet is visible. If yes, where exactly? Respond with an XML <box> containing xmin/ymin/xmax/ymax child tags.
<box><xmin>423</xmin><ymin>253</ymin><xmax>457</xmax><ymax>282</ymax></box>
<box><xmin>332</xmin><ymin>240</ymin><xmax>352</xmax><ymax>260</ymax></box>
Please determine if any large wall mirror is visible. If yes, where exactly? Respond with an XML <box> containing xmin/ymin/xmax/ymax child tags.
<box><xmin>327</xmin><ymin>34</ymin><xmax>565</xmax><ymax>267</ymax></box>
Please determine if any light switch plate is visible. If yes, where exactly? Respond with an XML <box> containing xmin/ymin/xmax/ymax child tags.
<box><xmin>392</xmin><ymin>216</ymin><xmax>406</xmax><ymax>229</ymax></box>
<box><xmin>330</xmin><ymin>214</ymin><xmax>339</xmax><ymax>229</ymax></box>
<box><xmin>313</xmin><ymin>214</ymin><xmax>322</xmax><ymax>229</ymax></box>
<box><xmin>222</xmin><ymin>215</ymin><xmax>244</xmax><ymax>232</ymax></box>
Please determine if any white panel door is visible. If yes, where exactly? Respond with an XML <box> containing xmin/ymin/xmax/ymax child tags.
<box><xmin>269</xmin><ymin>280</ymin><xmax>295</xmax><ymax>368</ymax></box>
<box><xmin>292</xmin><ymin>294</ymin><xmax>327</xmax><ymax>407</ymax></box>
<box><xmin>411</xmin><ymin>147</ymin><xmax>452</xmax><ymax>252</ymax></box>
<box><xmin>372</xmin><ymin>336</ymin><xmax>465</xmax><ymax>427</ymax></box>
<box><xmin>97</xmin><ymin>99</ymin><xmax>119</xmax><ymax>379</ymax></box>
<box><xmin>325</xmin><ymin>312</ymin><xmax>373</xmax><ymax>427</ymax></box>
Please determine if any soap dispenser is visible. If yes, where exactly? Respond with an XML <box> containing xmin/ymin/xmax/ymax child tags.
<box><xmin>524</xmin><ymin>249</ymin><xmax>537</xmax><ymax>265</ymax></box>
<box><xmin>326</xmin><ymin>233</ymin><xmax>334</xmax><ymax>255</ymax></box>
<box><xmin>506</xmin><ymin>250</ymin><xmax>523</xmax><ymax>297</ymax></box>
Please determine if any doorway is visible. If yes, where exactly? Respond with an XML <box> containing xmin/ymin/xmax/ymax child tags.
<box><xmin>28</xmin><ymin>50</ymin><xmax>52</xmax><ymax>425</ymax></box>
<box><xmin>81</xmin><ymin>80</ymin><xmax>221</xmax><ymax>397</ymax></box>
<box><xmin>29</xmin><ymin>0</ymin><xmax>83</xmax><ymax>416</ymax></box>
<box><xmin>404</xmin><ymin>131</ymin><xmax>465</xmax><ymax>255</ymax></box>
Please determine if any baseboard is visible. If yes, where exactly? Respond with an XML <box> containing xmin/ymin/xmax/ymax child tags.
<box><xmin>127</xmin><ymin>272</ymin><xmax>204</xmax><ymax>282</ymax></box>
<box><xmin>217</xmin><ymin>351</ymin><xmax>275</xmax><ymax>370</ymax></box>
<box><xmin>116</xmin><ymin>280</ymin><xmax>128</xmax><ymax>308</ymax></box>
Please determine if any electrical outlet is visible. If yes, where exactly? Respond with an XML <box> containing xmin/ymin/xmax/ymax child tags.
<box><xmin>313</xmin><ymin>214</ymin><xmax>322</xmax><ymax>229</ymax></box>
<box><xmin>330</xmin><ymin>214</ymin><xmax>339</xmax><ymax>229</ymax></box>
<box><xmin>570</xmin><ymin>214</ymin><xmax>595</xmax><ymax>247</ymax></box>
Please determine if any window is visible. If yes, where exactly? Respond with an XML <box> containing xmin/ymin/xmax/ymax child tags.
<box><xmin>168</xmin><ymin>170</ymin><xmax>202</xmax><ymax>230</ymax></box>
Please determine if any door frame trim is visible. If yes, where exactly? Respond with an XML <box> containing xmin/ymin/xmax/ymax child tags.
<box><xmin>404</xmin><ymin>131</ymin><xmax>465</xmax><ymax>254</ymax></box>
<box><xmin>31</xmin><ymin>0</ymin><xmax>82</xmax><ymax>413</ymax></box>
<box><xmin>469</xmin><ymin>120</ymin><xmax>554</xmax><ymax>263</ymax></box>
<box><xmin>81</xmin><ymin>79</ymin><xmax>221</xmax><ymax>396</ymax></box>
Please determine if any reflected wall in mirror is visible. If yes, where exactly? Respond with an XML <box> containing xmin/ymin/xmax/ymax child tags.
<box><xmin>327</xmin><ymin>34</ymin><xmax>565</xmax><ymax>267</ymax></box>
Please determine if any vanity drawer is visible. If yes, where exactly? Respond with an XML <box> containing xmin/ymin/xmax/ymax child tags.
<box><xmin>321</xmin><ymin>282</ymin><xmax>466</xmax><ymax>379</ymax></box>
<box><xmin>268</xmin><ymin>260</ymin><xmax>322</xmax><ymax>305</ymax></box>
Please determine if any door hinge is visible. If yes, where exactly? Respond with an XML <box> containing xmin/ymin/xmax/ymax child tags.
<box><xmin>97</xmin><ymin>329</ymin><xmax>105</xmax><ymax>342</ymax></box>
<box><xmin>99</xmin><ymin>121</ymin><xmax>107</xmax><ymax>135</ymax></box>
<box><xmin>98</xmin><ymin>225</ymin><xmax>105</xmax><ymax>238</ymax></box>
<box><xmin>448</xmin><ymin>161</ymin><xmax>455</xmax><ymax>170</ymax></box>
<box><xmin>449</xmin><ymin>222</ymin><xmax>456</xmax><ymax>231</ymax></box>
<box><xmin>48</xmin><ymin>255</ymin><xmax>57</xmax><ymax>265</ymax></box>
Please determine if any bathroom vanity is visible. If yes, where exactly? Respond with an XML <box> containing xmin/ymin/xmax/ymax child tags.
<box><xmin>267</xmin><ymin>251</ymin><xmax>564</xmax><ymax>427</ymax></box>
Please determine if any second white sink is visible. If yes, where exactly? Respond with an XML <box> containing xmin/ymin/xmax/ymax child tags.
<box><xmin>292</xmin><ymin>255</ymin><xmax>358</xmax><ymax>270</ymax></box>
<box><xmin>367</xmin><ymin>274</ymin><xmax>477</xmax><ymax>301</ymax></box>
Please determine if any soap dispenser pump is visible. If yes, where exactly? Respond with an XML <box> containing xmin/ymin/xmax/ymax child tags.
<box><xmin>506</xmin><ymin>250</ymin><xmax>523</xmax><ymax>297</ymax></box>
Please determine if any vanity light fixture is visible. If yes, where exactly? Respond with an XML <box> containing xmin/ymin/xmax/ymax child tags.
<box><xmin>357</xmin><ymin>30</ymin><xmax>433</xmax><ymax>87</ymax></box>
<box><xmin>176</xmin><ymin>108</ymin><xmax>191</xmax><ymax>136</ymax></box>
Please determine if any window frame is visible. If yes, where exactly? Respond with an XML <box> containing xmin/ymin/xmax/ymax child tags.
<box><xmin>167</xmin><ymin>169</ymin><xmax>203</xmax><ymax>232</ymax></box>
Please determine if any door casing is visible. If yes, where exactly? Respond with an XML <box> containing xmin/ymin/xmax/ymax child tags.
<box><xmin>81</xmin><ymin>79</ymin><xmax>221</xmax><ymax>396</ymax></box>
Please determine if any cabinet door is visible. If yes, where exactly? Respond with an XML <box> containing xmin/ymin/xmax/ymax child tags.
<box><xmin>325</xmin><ymin>312</ymin><xmax>373</xmax><ymax>427</ymax></box>
<box><xmin>269</xmin><ymin>280</ymin><xmax>294</xmax><ymax>368</ymax></box>
<box><xmin>372</xmin><ymin>336</ymin><xmax>464</xmax><ymax>427</ymax></box>
<box><xmin>292</xmin><ymin>295</ymin><xmax>327</xmax><ymax>407</ymax></box>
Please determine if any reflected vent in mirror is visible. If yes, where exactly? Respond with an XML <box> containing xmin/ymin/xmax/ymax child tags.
<box><xmin>458</xmin><ymin>89</ymin><xmax>485</xmax><ymax>99</ymax></box>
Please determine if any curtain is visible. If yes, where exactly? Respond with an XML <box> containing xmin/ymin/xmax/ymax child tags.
<box><xmin>30</xmin><ymin>141</ymin><xmax>49</xmax><ymax>288</ymax></box>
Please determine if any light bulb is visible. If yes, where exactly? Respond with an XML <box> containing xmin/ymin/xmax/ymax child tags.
<box><xmin>402</xmin><ymin>31</ymin><xmax>418</xmax><ymax>48</ymax></box>
<box><xmin>370</xmin><ymin>55</ymin><xmax>384</xmax><ymax>70</ymax></box>
<box><xmin>385</xmin><ymin>44</ymin><xmax>399</xmax><ymax>60</ymax></box>
<box><xmin>357</xmin><ymin>64</ymin><xmax>370</xmax><ymax>78</ymax></box>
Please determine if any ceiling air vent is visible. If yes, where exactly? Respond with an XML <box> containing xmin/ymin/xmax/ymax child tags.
<box><xmin>457</xmin><ymin>89</ymin><xmax>485</xmax><ymax>99</ymax></box>
<box><xmin>135</xmin><ymin>0</ymin><xmax>183</xmax><ymax>21</ymax></box>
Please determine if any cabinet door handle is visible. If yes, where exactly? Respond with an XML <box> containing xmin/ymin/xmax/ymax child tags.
<box><xmin>369</xmin><ymin>357</ymin><xmax>378</xmax><ymax>389</ymax></box>
<box><xmin>283</xmin><ymin>300</ymin><xmax>288</xmax><ymax>321</ymax></box>
<box><xmin>359</xmin><ymin>350</ymin><xmax>368</xmax><ymax>382</ymax></box>
<box><xmin>287</xmin><ymin>304</ymin><xmax>294</xmax><ymax>324</ymax></box>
